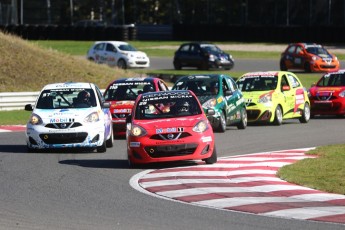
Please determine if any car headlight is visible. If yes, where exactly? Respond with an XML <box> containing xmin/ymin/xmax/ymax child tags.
<box><xmin>339</xmin><ymin>90</ymin><xmax>345</xmax><ymax>97</ymax></box>
<box><xmin>84</xmin><ymin>112</ymin><xmax>100</xmax><ymax>123</ymax></box>
<box><xmin>312</xmin><ymin>56</ymin><xmax>320</xmax><ymax>61</ymax></box>
<box><xmin>130</xmin><ymin>125</ymin><xmax>147</xmax><ymax>137</ymax></box>
<box><xmin>209</xmin><ymin>54</ymin><xmax>216</xmax><ymax>61</ymax></box>
<box><xmin>29</xmin><ymin>113</ymin><xmax>43</xmax><ymax>125</ymax></box>
<box><xmin>193</xmin><ymin>120</ymin><xmax>208</xmax><ymax>133</ymax></box>
<box><xmin>203</xmin><ymin>98</ymin><xmax>217</xmax><ymax>108</ymax></box>
<box><xmin>258</xmin><ymin>93</ymin><xmax>272</xmax><ymax>104</ymax></box>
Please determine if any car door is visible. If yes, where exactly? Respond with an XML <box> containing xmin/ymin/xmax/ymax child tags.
<box><xmin>104</xmin><ymin>43</ymin><xmax>118</xmax><ymax>67</ymax></box>
<box><xmin>176</xmin><ymin>44</ymin><xmax>191</xmax><ymax>66</ymax></box>
<box><xmin>221</xmin><ymin>76</ymin><xmax>238</xmax><ymax>124</ymax></box>
<box><xmin>92</xmin><ymin>42</ymin><xmax>106</xmax><ymax>64</ymax></box>
<box><xmin>291</xmin><ymin>45</ymin><xmax>305</xmax><ymax>69</ymax></box>
<box><xmin>189</xmin><ymin>44</ymin><xmax>204</xmax><ymax>67</ymax></box>
<box><xmin>279</xmin><ymin>74</ymin><xmax>295</xmax><ymax>118</ymax></box>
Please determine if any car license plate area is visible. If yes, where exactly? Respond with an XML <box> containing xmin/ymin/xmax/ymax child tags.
<box><xmin>145</xmin><ymin>143</ymin><xmax>198</xmax><ymax>158</ymax></box>
<box><xmin>40</xmin><ymin>132</ymin><xmax>88</xmax><ymax>144</ymax></box>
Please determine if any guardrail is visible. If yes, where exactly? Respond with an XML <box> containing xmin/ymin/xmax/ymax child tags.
<box><xmin>0</xmin><ymin>92</ymin><xmax>39</xmax><ymax>111</ymax></box>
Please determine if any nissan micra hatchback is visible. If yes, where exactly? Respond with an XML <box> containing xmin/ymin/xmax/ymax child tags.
<box><xmin>237</xmin><ymin>71</ymin><xmax>310</xmax><ymax>125</ymax></box>
<box><xmin>25</xmin><ymin>82</ymin><xmax>113</xmax><ymax>152</ymax></box>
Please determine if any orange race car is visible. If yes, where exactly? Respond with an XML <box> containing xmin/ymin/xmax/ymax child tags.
<box><xmin>280</xmin><ymin>43</ymin><xmax>340</xmax><ymax>73</ymax></box>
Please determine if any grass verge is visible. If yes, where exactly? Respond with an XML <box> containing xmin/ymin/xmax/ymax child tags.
<box><xmin>278</xmin><ymin>144</ymin><xmax>345</xmax><ymax>195</ymax></box>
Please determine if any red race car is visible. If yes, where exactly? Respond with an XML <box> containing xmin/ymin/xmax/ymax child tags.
<box><xmin>126</xmin><ymin>90</ymin><xmax>217</xmax><ymax>166</ymax></box>
<box><xmin>103</xmin><ymin>77</ymin><xmax>169</xmax><ymax>137</ymax></box>
<box><xmin>308</xmin><ymin>70</ymin><xmax>345</xmax><ymax>117</ymax></box>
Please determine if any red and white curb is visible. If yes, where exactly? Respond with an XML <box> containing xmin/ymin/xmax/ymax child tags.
<box><xmin>0</xmin><ymin>125</ymin><xmax>26</xmax><ymax>132</ymax></box>
<box><xmin>130</xmin><ymin>148</ymin><xmax>345</xmax><ymax>224</ymax></box>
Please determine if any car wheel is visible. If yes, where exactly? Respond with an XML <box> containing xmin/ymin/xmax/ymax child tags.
<box><xmin>97</xmin><ymin>140</ymin><xmax>107</xmax><ymax>153</ymax></box>
<box><xmin>173</xmin><ymin>60</ymin><xmax>182</xmax><ymax>70</ymax></box>
<box><xmin>280</xmin><ymin>60</ymin><xmax>287</xmax><ymax>71</ymax></box>
<box><xmin>88</xmin><ymin>57</ymin><xmax>95</xmax><ymax>62</ymax></box>
<box><xmin>106</xmin><ymin>129</ymin><xmax>114</xmax><ymax>148</ymax></box>
<box><xmin>273</xmin><ymin>105</ymin><xmax>283</xmax><ymax>125</ymax></box>
<box><xmin>204</xmin><ymin>146</ymin><xmax>217</xmax><ymax>164</ymax></box>
<box><xmin>299</xmin><ymin>103</ymin><xmax>310</xmax><ymax>123</ymax></box>
<box><xmin>237</xmin><ymin>107</ymin><xmax>247</xmax><ymax>129</ymax></box>
<box><xmin>304</xmin><ymin>62</ymin><xmax>311</xmax><ymax>73</ymax></box>
<box><xmin>117</xmin><ymin>59</ymin><xmax>127</xmax><ymax>69</ymax></box>
<box><xmin>216</xmin><ymin>111</ymin><xmax>226</xmax><ymax>132</ymax></box>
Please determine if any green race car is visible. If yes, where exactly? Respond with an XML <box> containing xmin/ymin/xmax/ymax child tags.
<box><xmin>172</xmin><ymin>74</ymin><xmax>247</xmax><ymax>132</ymax></box>
<box><xmin>236</xmin><ymin>71</ymin><xmax>310</xmax><ymax>125</ymax></box>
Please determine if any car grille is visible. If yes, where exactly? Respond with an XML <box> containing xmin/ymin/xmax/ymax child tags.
<box><xmin>320</xmin><ymin>65</ymin><xmax>336</xmax><ymax>69</ymax></box>
<box><xmin>112</xmin><ymin>113</ymin><xmax>129</xmax><ymax>119</ymax></box>
<box><xmin>135</xmin><ymin>61</ymin><xmax>148</xmax><ymax>65</ymax></box>
<box><xmin>312</xmin><ymin>102</ymin><xmax>342</xmax><ymax>111</ymax></box>
<box><xmin>247</xmin><ymin>110</ymin><xmax>260</xmax><ymax>120</ymax></box>
<box><xmin>150</xmin><ymin>132</ymin><xmax>191</xmax><ymax>140</ymax></box>
<box><xmin>45</xmin><ymin>122</ymin><xmax>82</xmax><ymax>129</ymax></box>
<box><xmin>145</xmin><ymin>143</ymin><xmax>198</xmax><ymax>158</ymax></box>
<box><xmin>39</xmin><ymin>132</ymin><xmax>88</xmax><ymax>144</ymax></box>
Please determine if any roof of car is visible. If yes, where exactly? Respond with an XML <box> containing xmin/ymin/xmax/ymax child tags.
<box><xmin>42</xmin><ymin>82</ymin><xmax>93</xmax><ymax>90</ymax></box>
<box><xmin>94</xmin><ymin>41</ymin><xmax>129</xmax><ymax>45</ymax></box>
<box><xmin>110</xmin><ymin>77</ymin><xmax>159</xmax><ymax>84</ymax></box>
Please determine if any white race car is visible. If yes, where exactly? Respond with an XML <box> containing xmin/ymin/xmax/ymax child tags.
<box><xmin>87</xmin><ymin>41</ymin><xmax>150</xmax><ymax>69</ymax></box>
<box><xmin>25</xmin><ymin>82</ymin><xmax>114</xmax><ymax>152</ymax></box>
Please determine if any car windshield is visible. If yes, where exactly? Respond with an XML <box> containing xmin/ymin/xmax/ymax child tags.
<box><xmin>317</xmin><ymin>73</ymin><xmax>345</xmax><ymax>86</ymax></box>
<box><xmin>173</xmin><ymin>77</ymin><xmax>219</xmax><ymax>96</ymax></box>
<box><xmin>104</xmin><ymin>81</ymin><xmax>155</xmax><ymax>101</ymax></box>
<box><xmin>237</xmin><ymin>75</ymin><xmax>278</xmax><ymax>91</ymax></box>
<box><xmin>36</xmin><ymin>88</ymin><xmax>97</xmax><ymax>109</ymax></box>
<box><xmin>200</xmin><ymin>44</ymin><xmax>221</xmax><ymax>53</ymax></box>
<box><xmin>306</xmin><ymin>46</ymin><xmax>329</xmax><ymax>56</ymax></box>
<box><xmin>118</xmin><ymin>44</ymin><xmax>137</xmax><ymax>52</ymax></box>
<box><xmin>135</xmin><ymin>92</ymin><xmax>202</xmax><ymax>119</ymax></box>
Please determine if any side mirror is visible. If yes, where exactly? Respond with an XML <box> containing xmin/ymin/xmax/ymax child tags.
<box><xmin>206</xmin><ymin>109</ymin><xmax>215</xmax><ymax>115</ymax></box>
<box><xmin>225</xmin><ymin>90</ymin><xmax>233</xmax><ymax>96</ymax></box>
<box><xmin>282</xmin><ymin>85</ymin><xmax>290</xmax><ymax>91</ymax></box>
<box><xmin>25</xmin><ymin>104</ymin><xmax>33</xmax><ymax>111</ymax></box>
<box><xmin>102</xmin><ymin>102</ymin><xmax>111</xmax><ymax>108</ymax></box>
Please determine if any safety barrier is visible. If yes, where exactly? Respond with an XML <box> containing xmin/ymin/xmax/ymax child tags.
<box><xmin>0</xmin><ymin>92</ymin><xmax>39</xmax><ymax>111</ymax></box>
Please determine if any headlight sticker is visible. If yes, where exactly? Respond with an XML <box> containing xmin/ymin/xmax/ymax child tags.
<box><xmin>201</xmin><ymin>136</ymin><xmax>212</xmax><ymax>142</ymax></box>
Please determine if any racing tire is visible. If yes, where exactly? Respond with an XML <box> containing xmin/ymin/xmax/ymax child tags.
<box><xmin>117</xmin><ymin>59</ymin><xmax>127</xmax><ymax>69</ymax></box>
<box><xmin>97</xmin><ymin>140</ymin><xmax>107</xmax><ymax>153</ymax></box>
<box><xmin>216</xmin><ymin>111</ymin><xmax>226</xmax><ymax>133</ymax></box>
<box><xmin>204</xmin><ymin>146</ymin><xmax>217</xmax><ymax>164</ymax></box>
<box><xmin>106</xmin><ymin>129</ymin><xmax>114</xmax><ymax>148</ymax></box>
<box><xmin>273</xmin><ymin>105</ymin><xmax>283</xmax><ymax>126</ymax></box>
<box><xmin>299</xmin><ymin>103</ymin><xmax>311</xmax><ymax>123</ymax></box>
<box><xmin>280</xmin><ymin>60</ymin><xmax>287</xmax><ymax>71</ymax></box>
<box><xmin>236</xmin><ymin>107</ymin><xmax>247</xmax><ymax>130</ymax></box>
<box><xmin>88</xmin><ymin>57</ymin><xmax>95</xmax><ymax>62</ymax></box>
<box><xmin>304</xmin><ymin>62</ymin><xmax>312</xmax><ymax>73</ymax></box>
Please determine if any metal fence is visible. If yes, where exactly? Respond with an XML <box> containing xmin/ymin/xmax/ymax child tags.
<box><xmin>0</xmin><ymin>92</ymin><xmax>39</xmax><ymax>111</ymax></box>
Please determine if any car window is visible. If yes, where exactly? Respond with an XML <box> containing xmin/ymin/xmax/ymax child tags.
<box><xmin>237</xmin><ymin>75</ymin><xmax>278</xmax><ymax>91</ymax></box>
<box><xmin>306</xmin><ymin>46</ymin><xmax>329</xmax><ymax>55</ymax></box>
<box><xmin>173</xmin><ymin>77</ymin><xmax>219</xmax><ymax>96</ymax></box>
<box><xmin>281</xmin><ymin>75</ymin><xmax>290</xmax><ymax>91</ymax></box>
<box><xmin>135</xmin><ymin>93</ymin><xmax>202</xmax><ymax>119</ymax></box>
<box><xmin>118</xmin><ymin>44</ymin><xmax>137</xmax><ymax>51</ymax></box>
<box><xmin>287</xmin><ymin>45</ymin><xmax>296</xmax><ymax>53</ymax></box>
<box><xmin>94</xmin><ymin>43</ymin><xmax>105</xmax><ymax>51</ymax></box>
<box><xmin>317</xmin><ymin>73</ymin><xmax>345</xmax><ymax>86</ymax></box>
<box><xmin>226</xmin><ymin>77</ymin><xmax>236</xmax><ymax>91</ymax></box>
<box><xmin>295</xmin><ymin>46</ymin><xmax>303</xmax><ymax>54</ymax></box>
<box><xmin>104</xmin><ymin>81</ymin><xmax>155</xmax><ymax>100</ymax></box>
<box><xmin>179</xmin><ymin>44</ymin><xmax>190</xmax><ymax>52</ymax></box>
<box><xmin>106</xmin><ymin>43</ymin><xmax>116</xmax><ymax>52</ymax></box>
<box><xmin>287</xmin><ymin>74</ymin><xmax>301</xmax><ymax>88</ymax></box>
<box><xmin>158</xmin><ymin>80</ymin><xmax>169</xmax><ymax>91</ymax></box>
<box><xmin>36</xmin><ymin>88</ymin><xmax>97</xmax><ymax>109</ymax></box>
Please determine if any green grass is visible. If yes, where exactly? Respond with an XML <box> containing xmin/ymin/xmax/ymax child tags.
<box><xmin>0</xmin><ymin>110</ymin><xmax>31</xmax><ymax>125</ymax></box>
<box><xmin>278</xmin><ymin>144</ymin><xmax>345</xmax><ymax>195</ymax></box>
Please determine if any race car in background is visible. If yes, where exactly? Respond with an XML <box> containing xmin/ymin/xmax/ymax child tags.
<box><xmin>126</xmin><ymin>90</ymin><xmax>217</xmax><ymax>167</ymax></box>
<box><xmin>280</xmin><ymin>43</ymin><xmax>340</xmax><ymax>72</ymax></box>
<box><xmin>103</xmin><ymin>77</ymin><xmax>169</xmax><ymax>137</ymax></box>
<box><xmin>24</xmin><ymin>82</ymin><xmax>113</xmax><ymax>153</ymax></box>
<box><xmin>172</xmin><ymin>74</ymin><xmax>247</xmax><ymax>132</ymax></box>
<box><xmin>236</xmin><ymin>71</ymin><xmax>310</xmax><ymax>125</ymax></box>
<box><xmin>308</xmin><ymin>70</ymin><xmax>345</xmax><ymax>117</ymax></box>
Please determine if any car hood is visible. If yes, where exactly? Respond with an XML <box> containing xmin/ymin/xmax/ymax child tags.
<box><xmin>241</xmin><ymin>90</ymin><xmax>274</xmax><ymax>99</ymax></box>
<box><xmin>121</xmin><ymin>51</ymin><xmax>148</xmax><ymax>58</ymax></box>
<box><xmin>32</xmin><ymin>108</ymin><xmax>99</xmax><ymax>123</ymax></box>
<box><xmin>135</xmin><ymin>116</ymin><xmax>204</xmax><ymax>130</ymax></box>
<box><xmin>197</xmin><ymin>95</ymin><xmax>215</xmax><ymax>104</ymax></box>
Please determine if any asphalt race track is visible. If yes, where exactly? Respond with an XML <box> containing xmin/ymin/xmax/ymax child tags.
<box><xmin>1</xmin><ymin>58</ymin><xmax>345</xmax><ymax>230</ymax></box>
